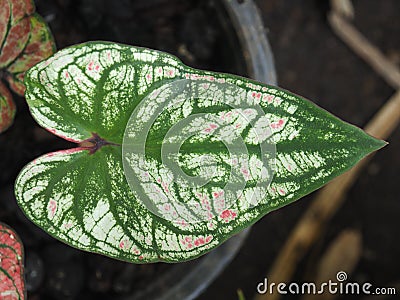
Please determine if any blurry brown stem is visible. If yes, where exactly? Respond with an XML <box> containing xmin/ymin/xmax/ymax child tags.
<box><xmin>330</xmin><ymin>0</ymin><xmax>354</xmax><ymax>19</ymax></box>
<box><xmin>329</xmin><ymin>12</ymin><xmax>400</xmax><ymax>90</ymax></box>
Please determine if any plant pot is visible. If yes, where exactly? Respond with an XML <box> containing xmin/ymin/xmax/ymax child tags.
<box><xmin>0</xmin><ymin>0</ymin><xmax>276</xmax><ymax>299</ymax></box>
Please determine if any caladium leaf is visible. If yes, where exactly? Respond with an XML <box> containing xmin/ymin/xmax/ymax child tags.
<box><xmin>15</xmin><ymin>42</ymin><xmax>385</xmax><ymax>263</ymax></box>
<box><xmin>0</xmin><ymin>0</ymin><xmax>55</xmax><ymax>132</ymax></box>
<box><xmin>0</xmin><ymin>81</ymin><xmax>15</xmax><ymax>133</ymax></box>
<box><xmin>0</xmin><ymin>223</ymin><xmax>25</xmax><ymax>300</ymax></box>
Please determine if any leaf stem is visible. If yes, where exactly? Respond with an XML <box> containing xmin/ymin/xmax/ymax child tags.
<box><xmin>79</xmin><ymin>133</ymin><xmax>120</xmax><ymax>154</ymax></box>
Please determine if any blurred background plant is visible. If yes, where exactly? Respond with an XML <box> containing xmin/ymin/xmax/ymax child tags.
<box><xmin>0</xmin><ymin>0</ymin><xmax>55</xmax><ymax>133</ymax></box>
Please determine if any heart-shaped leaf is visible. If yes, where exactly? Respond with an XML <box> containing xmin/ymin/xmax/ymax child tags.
<box><xmin>0</xmin><ymin>0</ymin><xmax>55</xmax><ymax>132</ymax></box>
<box><xmin>0</xmin><ymin>223</ymin><xmax>25</xmax><ymax>300</ymax></box>
<box><xmin>15</xmin><ymin>42</ymin><xmax>385</xmax><ymax>263</ymax></box>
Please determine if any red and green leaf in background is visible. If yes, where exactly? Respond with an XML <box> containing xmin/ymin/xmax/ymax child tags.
<box><xmin>15</xmin><ymin>42</ymin><xmax>385</xmax><ymax>263</ymax></box>
<box><xmin>0</xmin><ymin>0</ymin><xmax>55</xmax><ymax>133</ymax></box>
<box><xmin>0</xmin><ymin>223</ymin><xmax>25</xmax><ymax>300</ymax></box>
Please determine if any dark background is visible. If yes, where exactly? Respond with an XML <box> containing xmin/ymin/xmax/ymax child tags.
<box><xmin>0</xmin><ymin>0</ymin><xmax>398</xmax><ymax>299</ymax></box>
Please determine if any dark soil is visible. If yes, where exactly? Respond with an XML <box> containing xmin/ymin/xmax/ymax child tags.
<box><xmin>0</xmin><ymin>0</ymin><xmax>399</xmax><ymax>299</ymax></box>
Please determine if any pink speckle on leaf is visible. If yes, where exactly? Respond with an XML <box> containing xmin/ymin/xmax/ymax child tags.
<box><xmin>201</xmin><ymin>199</ymin><xmax>209</xmax><ymax>206</ymax></box>
<box><xmin>64</xmin><ymin>71</ymin><xmax>69</xmax><ymax>79</ymax></box>
<box><xmin>183</xmin><ymin>235</ymin><xmax>213</xmax><ymax>248</ymax></box>
<box><xmin>213</xmin><ymin>191</ymin><xmax>224</xmax><ymax>198</ymax></box>
<box><xmin>194</xmin><ymin>237</ymin><xmax>205</xmax><ymax>247</ymax></box>
<box><xmin>213</xmin><ymin>191</ymin><xmax>226</xmax><ymax>213</ymax></box>
<box><xmin>204</xmin><ymin>123</ymin><xmax>218</xmax><ymax>133</ymax></box>
<box><xmin>63</xmin><ymin>222</ymin><xmax>73</xmax><ymax>229</ymax></box>
<box><xmin>181</xmin><ymin>236</ymin><xmax>194</xmax><ymax>249</ymax></box>
<box><xmin>87</xmin><ymin>61</ymin><xmax>100</xmax><ymax>72</ymax></box>
<box><xmin>146</xmin><ymin>73</ymin><xmax>152</xmax><ymax>80</ymax></box>
<box><xmin>243</xmin><ymin>109</ymin><xmax>254</xmax><ymax>116</ymax></box>
<box><xmin>87</xmin><ymin>61</ymin><xmax>94</xmax><ymax>71</ymax></box>
<box><xmin>278</xmin><ymin>188</ymin><xmax>287</xmax><ymax>196</ymax></box>
<box><xmin>175</xmin><ymin>219</ymin><xmax>188</xmax><ymax>228</ymax></box>
<box><xmin>119</xmin><ymin>240</ymin><xmax>126</xmax><ymax>249</ymax></box>
<box><xmin>264</xmin><ymin>94</ymin><xmax>275</xmax><ymax>103</ymax></box>
<box><xmin>241</xmin><ymin>167</ymin><xmax>250</xmax><ymax>180</ymax></box>
<box><xmin>201</xmin><ymin>197</ymin><xmax>211</xmax><ymax>212</ymax></box>
<box><xmin>119</xmin><ymin>239</ymin><xmax>132</xmax><ymax>250</ymax></box>
<box><xmin>270</xmin><ymin>119</ymin><xmax>285</xmax><ymax>130</ymax></box>
<box><xmin>48</xmin><ymin>200</ymin><xmax>57</xmax><ymax>218</ymax></box>
<box><xmin>219</xmin><ymin>209</ymin><xmax>237</xmax><ymax>223</ymax></box>
<box><xmin>162</xmin><ymin>182</ymin><xmax>169</xmax><ymax>193</ymax></box>
<box><xmin>145</xmin><ymin>237</ymin><xmax>152</xmax><ymax>245</ymax></box>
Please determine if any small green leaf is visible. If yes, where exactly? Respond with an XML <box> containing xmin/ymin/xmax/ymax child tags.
<box><xmin>0</xmin><ymin>222</ymin><xmax>25</xmax><ymax>300</ymax></box>
<box><xmin>15</xmin><ymin>42</ymin><xmax>385</xmax><ymax>263</ymax></box>
<box><xmin>0</xmin><ymin>81</ymin><xmax>16</xmax><ymax>133</ymax></box>
<box><xmin>0</xmin><ymin>0</ymin><xmax>55</xmax><ymax>133</ymax></box>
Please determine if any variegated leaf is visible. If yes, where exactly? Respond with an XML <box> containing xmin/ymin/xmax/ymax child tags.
<box><xmin>0</xmin><ymin>81</ymin><xmax>15</xmax><ymax>133</ymax></box>
<box><xmin>0</xmin><ymin>223</ymin><xmax>25</xmax><ymax>300</ymax></box>
<box><xmin>0</xmin><ymin>0</ymin><xmax>55</xmax><ymax>132</ymax></box>
<box><xmin>15</xmin><ymin>42</ymin><xmax>385</xmax><ymax>263</ymax></box>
